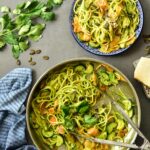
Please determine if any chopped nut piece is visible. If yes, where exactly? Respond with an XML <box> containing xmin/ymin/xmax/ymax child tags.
<box><xmin>35</xmin><ymin>49</ymin><xmax>42</xmax><ymax>54</ymax></box>
<box><xmin>43</xmin><ymin>56</ymin><xmax>49</xmax><ymax>60</ymax></box>
<box><xmin>16</xmin><ymin>59</ymin><xmax>21</xmax><ymax>65</ymax></box>
<box><xmin>30</xmin><ymin>49</ymin><xmax>35</xmax><ymax>55</ymax></box>
<box><xmin>30</xmin><ymin>61</ymin><xmax>36</xmax><ymax>65</ymax></box>
<box><xmin>28</xmin><ymin>57</ymin><xmax>32</xmax><ymax>63</ymax></box>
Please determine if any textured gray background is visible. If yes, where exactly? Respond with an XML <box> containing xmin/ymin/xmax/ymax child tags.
<box><xmin>0</xmin><ymin>0</ymin><xmax>150</xmax><ymax>144</ymax></box>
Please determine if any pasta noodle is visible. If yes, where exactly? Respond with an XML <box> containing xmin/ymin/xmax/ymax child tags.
<box><xmin>30</xmin><ymin>62</ymin><xmax>135</xmax><ymax>149</ymax></box>
<box><xmin>72</xmin><ymin>0</ymin><xmax>139</xmax><ymax>53</ymax></box>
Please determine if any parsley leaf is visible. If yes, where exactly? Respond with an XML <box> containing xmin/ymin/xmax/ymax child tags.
<box><xmin>18</xmin><ymin>24</ymin><xmax>31</xmax><ymax>35</ymax></box>
<box><xmin>12</xmin><ymin>45</ymin><xmax>20</xmax><ymax>59</ymax></box>
<box><xmin>2</xmin><ymin>32</ymin><xmax>18</xmax><ymax>45</ymax></box>
<box><xmin>0</xmin><ymin>0</ymin><xmax>64</xmax><ymax>60</ymax></box>
<box><xmin>27</xmin><ymin>24</ymin><xmax>45</xmax><ymax>36</ymax></box>
<box><xmin>0</xmin><ymin>6</ymin><xmax>10</xmax><ymax>13</ymax></box>
<box><xmin>0</xmin><ymin>39</ymin><xmax>6</xmax><ymax>49</ymax></box>
<box><xmin>41</xmin><ymin>11</ymin><xmax>55</xmax><ymax>21</ymax></box>
<box><xmin>19</xmin><ymin>40</ymin><xmax>29</xmax><ymax>52</ymax></box>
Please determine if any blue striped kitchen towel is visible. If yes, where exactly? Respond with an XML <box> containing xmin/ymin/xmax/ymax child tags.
<box><xmin>0</xmin><ymin>68</ymin><xmax>36</xmax><ymax>150</ymax></box>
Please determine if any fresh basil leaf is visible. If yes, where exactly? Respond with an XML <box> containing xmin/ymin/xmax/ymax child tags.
<box><xmin>12</xmin><ymin>45</ymin><xmax>20</xmax><ymax>59</ymax></box>
<box><xmin>27</xmin><ymin>24</ymin><xmax>45</xmax><ymax>36</ymax></box>
<box><xmin>0</xmin><ymin>6</ymin><xmax>10</xmax><ymax>13</ymax></box>
<box><xmin>3</xmin><ymin>31</ymin><xmax>18</xmax><ymax>45</ymax></box>
<box><xmin>79</xmin><ymin>105</ymin><xmax>89</xmax><ymax>114</ymax></box>
<box><xmin>18</xmin><ymin>24</ymin><xmax>31</xmax><ymax>35</ymax></box>
<box><xmin>61</xmin><ymin>105</ymin><xmax>69</xmax><ymax>117</ymax></box>
<box><xmin>84</xmin><ymin>115</ymin><xmax>97</xmax><ymax>125</ymax></box>
<box><xmin>65</xmin><ymin>118</ymin><xmax>75</xmax><ymax>131</ymax></box>
<box><xmin>41</xmin><ymin>11</ymin><xmax>55</xmax><ymax>21</ymax></box>
<box><xmin>19</xmin><ymin>40</ymin><xmax>29</xmax><ymax>51</ymax></box>
<box><xmin>77</xmin><ymin>101</ymin><xmax>90</xmax><ymax>114</ymax></box>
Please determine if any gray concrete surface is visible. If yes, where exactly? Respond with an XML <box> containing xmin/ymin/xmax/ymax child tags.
<box><xmin>0</xmin><ymin>0</ymin><xmax>150</xmax><ymax>146</ymax></box>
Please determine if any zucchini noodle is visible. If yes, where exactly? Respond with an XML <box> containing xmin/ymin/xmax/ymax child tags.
<box><xmin>72</xmin><ymin>0</ymin><xmax>139</xmax><ymax>53</ymax></box>
<box><xmin>30</xmin><ymin>62</ymin><xmax>135</xmax><ymax>150</ymax></box>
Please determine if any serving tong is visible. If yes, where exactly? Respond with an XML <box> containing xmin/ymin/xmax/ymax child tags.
<box><xmin>72</xmin><ymin>96</ymin><xmax>150</xmax><ymax>149</ymax></box>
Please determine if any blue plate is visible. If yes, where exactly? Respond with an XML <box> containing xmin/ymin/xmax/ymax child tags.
<box><xmin>70</xmin><ymin>0</ymin><xmax>144</xmax><ymax>56</ymax></box>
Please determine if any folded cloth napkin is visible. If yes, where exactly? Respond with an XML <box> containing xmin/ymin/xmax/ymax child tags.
<box><xmin>0</xmin><ymin>68</ymin><xmax>36</xmax><ymax>150</ymax></box>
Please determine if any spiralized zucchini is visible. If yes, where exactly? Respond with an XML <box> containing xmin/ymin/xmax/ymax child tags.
<box><xmin>30</xmin><ymin>63</ymin><xmax>135</xmax><ymax>150</ymax></box>
<box><xmin>72</xmin><ymin>0</ymin><xmax>139</xmax><ymax>53</ymax></box>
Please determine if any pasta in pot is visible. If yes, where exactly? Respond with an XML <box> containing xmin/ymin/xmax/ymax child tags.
<box><xmin>30</xmin><ymin>63</ymin><xmax>135</xmax><ymax>150</ymax></box>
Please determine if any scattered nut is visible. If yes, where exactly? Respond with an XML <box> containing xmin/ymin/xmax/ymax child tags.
<box><xmin>35</xmin><ymin>49</ymin><xmax>41</xmax><ymax>54</ymax></box>
<box><xmin>30</xmin><ymin>61</ymin><xmax>36</xmax><ymax>65</ymax></box>
<box><xmin>28</xmin><ymin>56</ymin><xmax>32</xmax><ymax>63</ymax></box>
<box><xmin>16</xmin><ymin>59</ymin><xmax>21</xmax><ymax>65</ymax></box>
<box><xmin>30</xmin><ymin>49</ymin><xmax>35</xmax><ymax>55</ymax></box>
<box><xmin>43</xmin><ymin>56</ymin><xmax>49</xmax><ymax>60</ymax></box>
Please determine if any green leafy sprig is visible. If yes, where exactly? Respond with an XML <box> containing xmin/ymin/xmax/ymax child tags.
<box><xmin>0</xmin><ymin>0</ymin><xmax>63</xmax><ymax>59</ymax></box>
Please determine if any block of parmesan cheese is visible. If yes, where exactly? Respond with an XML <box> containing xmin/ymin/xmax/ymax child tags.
<box><xmin>134</xmin><ymin>57</ymin><xmax>150</xmax><ymax>87</ymax></box>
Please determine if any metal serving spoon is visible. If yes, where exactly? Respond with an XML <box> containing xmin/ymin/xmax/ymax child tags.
<box><xmin>72</xmin><ymin>96</ymin><xmax>150</xmax><ymax>150</ymax></box>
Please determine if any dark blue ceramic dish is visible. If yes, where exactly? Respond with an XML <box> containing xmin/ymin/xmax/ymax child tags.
<box><xmin>70</xmin><ymin>0</ymin><xmax>143</xmax><ymax>56</ymax></box>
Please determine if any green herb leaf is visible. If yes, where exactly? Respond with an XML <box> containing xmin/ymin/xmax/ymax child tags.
<box><xmin>65</xmin><ymin>118</ymin><xmax>75</xmax><ymax>131</ymax></box>
<box><xmin>61</xmin><ymin>105</ymin><xmax>69</xmax><ymax>116</ymax></box>
<box><xmin>15</xmin><ymin>16</ymin><xmax>31</xmax><ymax>26</ymax></box>
<box><xmin>3</xmin><ymin>31</ymin><xmax>18</xmax><ymax>45</ymax></box>
<box><xmin>18</xmin><ymin>24</ymin><xmax>31</xmax><ymax>35</ymax></box>
<box><xmin>0</xmin><ymin>0</ymin><xmax>64</xmax><ymax>60</ymax></box>
<box><xmin>29</xmin><ymin>35</ymin><xmax>42</xmax><ymax>41</ymax></box>
<box><xmin>27</xmin><ymin>24</ymin><xmax>45</xmax><ymax>36</ymax></box>
<box><xmin>47</xmin><ymin>0</ymin><xmax>54</xmax><ymax>8</ymax></box>
<box><xmin>77</xmin><ymin>101</ymin><xmax>90</xmax><ymax>114</ymax></box>
<box><xmin>41</xmin><ymin>11</ymin><xmax>55</xmax><ymax>21</ymax></box>
<box><xmin>24</xmin><ymin>1</ymin><xmax>32</xmax><ymax>9</ymax></box>
<box><xmin>12</xmin><ymin>45</ymin><xmax>20</xmax><ymax>59</ymax></box>
<box><xmin>0</xmin><ymin>14</ymin><xmax>11</xmax><ymax>30</ymax></box>
<box><xmin>84</xmin><ymin>115</ymin><xmax>97</xmax><ymax>125</ymax></box>
<box><xmin>53</xmin><ymin>0</ymin><xmax>63</xmax><ymax>5</ymax></box>
<box><xmin>16</xmin><ymin>2</ymin><xmax>25</xmax><ymax>9</ymax></box>
<box><xmin>13</xmin><ymin>9</ymin><xmax>21</xmax><ymax>15</ymax></box>
<box><xmin>0</xmin><ymin>39</ymin><xmax>6</xmax><ymax>48</ymax></box>
<box><xmin>19</xmin><ymin>40</ymin><xmax>29</xmax><ymax>51</ymax></box>
<box><xmin>0</xmin><ymin>6</ymin><xmax>10</xmax><ymax>13</ymax></box>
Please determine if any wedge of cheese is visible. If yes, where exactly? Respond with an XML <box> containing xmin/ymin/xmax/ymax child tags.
<box><xmin>134</xmin><ymin>57</ymin><xmax>150</xmax><ymax>87</ymax></box>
